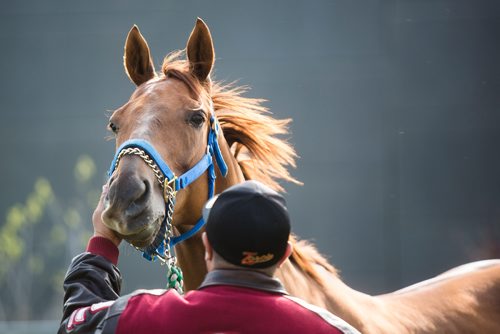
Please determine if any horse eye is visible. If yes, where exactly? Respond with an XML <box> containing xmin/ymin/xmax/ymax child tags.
<box><xmin>108</xmin><ymin>122</ymin><xmax>119</xmax><ymax>133</ymax></box>
<box><xmin>188</xmin><ymin>112</ymin><xmax>205</xmax><ymax>128</ymax></box>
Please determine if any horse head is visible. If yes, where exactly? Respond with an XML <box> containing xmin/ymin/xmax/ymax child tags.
<box><xmin>102</xmin><ymin>18</ymin><xmax>298</xmax><ymax>290</ymax></box>
<box><xmin>103</xmin><ymin>19</ymin><xmax>230</xmax><ymax>250</ymax></box>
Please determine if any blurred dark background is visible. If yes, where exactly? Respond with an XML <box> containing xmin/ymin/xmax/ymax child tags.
<box><xmin>0</xmin><ymin>0</ymin><xmax>499</xmax><ymax>328</ymax></box>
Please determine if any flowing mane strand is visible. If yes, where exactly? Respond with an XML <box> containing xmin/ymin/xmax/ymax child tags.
<box><xmin>212</xmin><ymin>83</ymin><xmax>301</xmax><ymax>192</ymax></box>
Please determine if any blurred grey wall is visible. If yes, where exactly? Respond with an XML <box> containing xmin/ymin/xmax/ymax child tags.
<box><xmin>0</xmin><ymin>0</ymin><xmax>499</xmax><ymax>321</ymax></box>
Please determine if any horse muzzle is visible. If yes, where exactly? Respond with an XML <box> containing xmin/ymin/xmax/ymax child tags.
<box><xmin>103</xmin><ymin>158</ymin><xmax>165</xmax><ymax>248</ymax></box>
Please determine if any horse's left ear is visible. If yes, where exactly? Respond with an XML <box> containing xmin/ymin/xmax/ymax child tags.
<box><xmin>186</xmin><ymin>18</ymin><xmax>215</xmax><ymax>82</ymax></box>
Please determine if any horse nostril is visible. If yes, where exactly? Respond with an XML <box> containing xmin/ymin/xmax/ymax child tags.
<box><xmin>124</xmin><ymin>179</ymin><xmax>151</xmax><ymax>219</ymax></box>
<box><xmin>106</xmin><ymin>172</ymin><xmax>152</xmax><ymax>219</ymax></box>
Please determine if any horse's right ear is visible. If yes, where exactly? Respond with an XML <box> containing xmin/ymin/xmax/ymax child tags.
<box><xmin>124</xmin><ymin>25</ymin><xmax>156</xmax><ymax>86</ymax></box>
<box><xmin>186</xmin><ymin>18</ymin><xmax>215</xmax><ymax>82</ymax></box>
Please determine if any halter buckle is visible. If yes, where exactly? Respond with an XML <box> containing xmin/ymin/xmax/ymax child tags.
<box><xmin>211</xmin><ymin>116</ymin><xmax>219</xmax><ymax>138</ymax></box>
<box><xmin>163</xmin><ymin>176</ymin><xmax>178</xmax><ymax>201</ymax></box>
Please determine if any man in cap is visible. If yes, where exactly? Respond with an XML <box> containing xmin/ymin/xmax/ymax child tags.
<box><xmin>59</xmin><ymin>180</ymin><xmax>360</xmax><ymax>333</ymax></box>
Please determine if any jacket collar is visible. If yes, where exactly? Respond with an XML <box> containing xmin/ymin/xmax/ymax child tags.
<box><xmin>199</xmin><ymin>269</ymin><xmax>288</xmax><ymax>295</ymax></box>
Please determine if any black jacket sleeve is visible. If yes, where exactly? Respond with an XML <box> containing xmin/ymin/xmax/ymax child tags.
<box><xmin>58</xmin><ymin>252</ymin><xmax>122</xmax><ymax>334</ymax></box>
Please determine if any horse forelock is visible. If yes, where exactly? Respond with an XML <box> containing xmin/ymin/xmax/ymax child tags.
<box><xmin>161</xmin><ymin>50</ymin><xmax>212</xmax><ymax>109</ymax></box>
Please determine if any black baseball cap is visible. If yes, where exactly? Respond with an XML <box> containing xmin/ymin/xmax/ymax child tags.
<box><xmin>203</xmin><ymin>180</ymin><xmax>291</xmax><ymax>268</ymax></box>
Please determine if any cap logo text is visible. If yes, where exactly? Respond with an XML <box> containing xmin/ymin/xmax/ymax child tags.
<box><xmin>241</xmin><ymin>251</ymin><xmax>274</xmax><ymax>265</ymax></box>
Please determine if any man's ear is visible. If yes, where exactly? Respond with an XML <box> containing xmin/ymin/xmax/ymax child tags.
<box><xmin>202</xmin><ymin>232</ymin><xmax>213</xmax><ymax>262</ymax></box>
<box><xmin>278</xmin><ymin>242</ymin><xmax>293</xmax><ymax>267</ymax></box>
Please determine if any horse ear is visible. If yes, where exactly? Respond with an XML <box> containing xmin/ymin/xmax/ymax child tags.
<box><xmin>186</xmin><ymin>18</ymin><xmax>215</xmax><ymax>82</ymax></box>
<box><xmin>124</xmin><ymin>25</ymin><xmax>156</xmax><ymax>86</ymax></box>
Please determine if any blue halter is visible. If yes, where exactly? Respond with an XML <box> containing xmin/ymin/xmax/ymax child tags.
<box><xmin>107</xmin><ymin>115</ymin><xmax>228</xmax><ymax>261</ymax></box>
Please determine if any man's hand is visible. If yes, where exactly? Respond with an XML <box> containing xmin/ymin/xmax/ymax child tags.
<box><xmin>92</xmin><ymin>184</ymin><xmax>122</xmax><ymax>247</ymax></box>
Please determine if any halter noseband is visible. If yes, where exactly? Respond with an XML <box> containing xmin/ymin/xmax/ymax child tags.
<box><xmin>107</xmin><ymin>115</ymin><xmax>228</xmax><ymax>291</ymax></box>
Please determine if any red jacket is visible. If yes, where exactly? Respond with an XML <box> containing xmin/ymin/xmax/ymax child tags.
<box><xmin>59</xmin><ymin>237</ymin><xmax>360</xmax><ymax>334</ymax></box>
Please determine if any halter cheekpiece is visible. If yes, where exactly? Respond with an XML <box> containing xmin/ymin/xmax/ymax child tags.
<box><xmin>107</xmin><ymin>115</ymin><xmax>228</xmax><ymax>292</ymax></box>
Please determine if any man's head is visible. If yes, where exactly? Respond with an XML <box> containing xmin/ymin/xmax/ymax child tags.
<box><xmin>202</xmin><ymin>180</ymin><xmax>292</xmax><ymax>273</ymax></box>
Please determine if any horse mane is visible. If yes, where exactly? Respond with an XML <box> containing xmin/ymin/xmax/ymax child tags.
<box><xmin>211</xmin><ymin>83</ymin><xmax>299</xmax><ymax>192</ymax></box>
<box><xmin>161</xmin><ymin>51</ymin><xmax>338</xmax><ymax>286</ymax></box>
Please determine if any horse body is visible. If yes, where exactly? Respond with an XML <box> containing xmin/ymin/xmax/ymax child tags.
<box><xmin>103</xmin><ymin>19</ymin><xmax>500</xmax><ymax>333</ymax></box>
<box><xmin>277</xmin><ymin>244</ymin><xmax>500</xmax><ymax>333</ymax></box>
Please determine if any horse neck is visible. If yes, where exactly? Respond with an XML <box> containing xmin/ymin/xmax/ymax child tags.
<box><xmin>173</xmin><ymin>137</ymin><xmax>244</xmax><ymax>291</ymax></box>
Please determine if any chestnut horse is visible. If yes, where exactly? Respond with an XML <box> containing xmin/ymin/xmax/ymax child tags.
<box><xmin>102</xmin><ymin>19</ymin><xmax>500</xmax><ymax>333</ymax></box>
